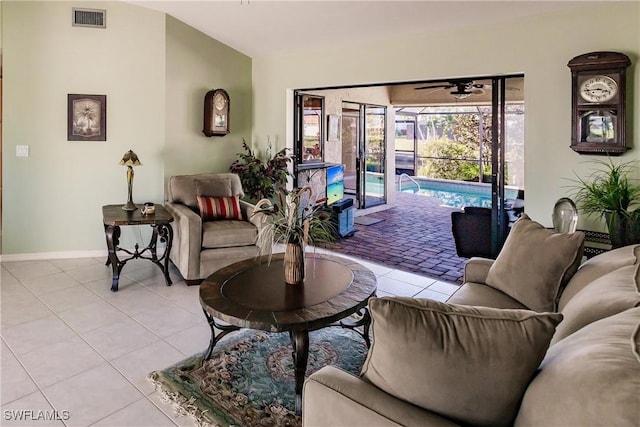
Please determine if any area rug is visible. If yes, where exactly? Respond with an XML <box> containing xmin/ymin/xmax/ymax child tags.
<box><xmin>148</xmin><ymin>328</ymin><xmax>368</xmax><ymax>427</ymax></box>
<box><xmin>354</xmin><ymin>216</ymin><xmax>384</xmax><ymax>226</ymax></box>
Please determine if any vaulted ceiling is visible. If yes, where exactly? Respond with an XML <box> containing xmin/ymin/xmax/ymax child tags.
<box><xmin>129</xmin><ymin>1</ymin><xmax>599</xmax><ymax>58</ymax></box>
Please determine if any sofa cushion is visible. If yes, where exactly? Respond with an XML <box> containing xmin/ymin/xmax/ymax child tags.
<box><xmin>447</xmin><ymin>282</ymin><xmax>528</xmax><ymax>309</ymax></box>
<box><xmin>515</xmin><ymin>307</ymin><xmax>640</xmax><ymax>427</ymax></box>
<box><xmin>485</xmin><ymin>214</ymin><xmax>585</xmax><ymax>312</ymax></box>
<box><xmin>197</xmin><ymin>195</ymin><xmax>243</xmax><ymax>221</ymax></box>
<box><xmin>202</xmin><ymin>220</ymin><xmax>257</xmax><ymax>249</ymax></box>
<box><xmin>361</xmin><ymin>297</ymin><xmax>562</xmax><ymax>427</ymax></box>
<box><xmin>550</xmin><ymin>264</ymin><xmax>640</xmax><ymax>345</ymax></box>
<box><xmin>195</xmin><ymin>178</ymin><xmax>232</xmax><ymax>198</ymax></box>
<box><xmin>558</xmin><ymin>244</ymin><xmax>640</xmax><ymax>311</ymax></box>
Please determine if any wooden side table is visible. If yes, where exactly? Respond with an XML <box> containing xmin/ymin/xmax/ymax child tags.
<box><xmin>102</xmin><ymin>204</ymin><xmax>174</xmax><ymax>292</ymax></box>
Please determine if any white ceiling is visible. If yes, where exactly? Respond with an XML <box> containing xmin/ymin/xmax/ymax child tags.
<box><xmin>129</xmin><ymin>0</ymin><xmax>601</xmax><ymax>58</ymax></box>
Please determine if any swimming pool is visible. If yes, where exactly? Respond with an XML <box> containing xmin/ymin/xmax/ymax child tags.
<box><xmin>395</xmin><ymin>177</ymin><xmax>520</xmax><ymax>209</ymax></box>
<box><xmin>363</xmin><ymin>174</ymin><xmax>521</xmax><ymax>209</ymax></box>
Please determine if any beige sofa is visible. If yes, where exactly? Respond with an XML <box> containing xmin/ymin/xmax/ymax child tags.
<box><xmin>303</xmin><ymin>217</ymin><xmax>640</xmax><ymax>427</ymax></box>
<box><xmin>165</xmin><ymin>173</ymin><xmax>265</xmax><ymax>284</ymax></box>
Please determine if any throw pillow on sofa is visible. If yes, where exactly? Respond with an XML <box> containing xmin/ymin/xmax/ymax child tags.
<box><xmin>485</xmin><ymin>214</ymin><xmax>585</xmax><ymax>312</ymax></box>
<box><xmin>196</xmin><ymin>195</ymin><xmax>243</xmax><ymax>221</ymax></box>
<box><xmin>550</xmin><ymin>263</ymin><xmax>640</xmax><ymax>345</ymax></box>
<box><xmin>195</xmin><ymin>178</ymin><xmax>232</xmax><ymax>198</ymax></box>
<box><xmin>515</xmin><ymin>307</ymin><xmax>640</xmax><ymax>426</ymax></box>
<box><xmin>360</xmin><ymin>297</ymin><xmax>563</xmax><ymax>427</ymax></box>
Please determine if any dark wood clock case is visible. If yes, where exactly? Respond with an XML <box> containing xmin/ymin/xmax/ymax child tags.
<box><xmin>568</xmin><ymin>51</ymin><xmax>631</xmax><ymax>155</ymax></box>
<box><xmin>203</xmin><ymin>88</ymin><xmax>230</xmax><ymax>137</ymax></box>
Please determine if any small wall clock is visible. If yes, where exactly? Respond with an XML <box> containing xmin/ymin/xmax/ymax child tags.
<box><xmin>567</xmin><ymin>51</ymin><xmax>631</xmax><ymax>155</ymax></box>
<box><xmin>203</xmin><ymin>89</ymin><xmax>230</xmax><ymax>137</ymax></box>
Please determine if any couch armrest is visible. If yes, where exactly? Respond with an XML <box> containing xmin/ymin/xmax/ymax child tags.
<box><xmin>165</xmin><ymin>202</ymin><xmax>202</xmax><ymax>281</ymax></box>
<box><xmin>303</xmin><ymin>366</ymin><xmax>460</xmax><ymax>427</ymax></box>
<box><xmin>463</xmin><ymin>257</ymin><xmax>495</xmax><ymax>284</ymax></box>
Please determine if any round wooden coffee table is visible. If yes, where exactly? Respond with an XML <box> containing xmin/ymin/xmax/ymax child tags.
<box><xmin>199</xmin><ymin>252</ymin><xmax>377</xmax><ymax>414</ymax></box>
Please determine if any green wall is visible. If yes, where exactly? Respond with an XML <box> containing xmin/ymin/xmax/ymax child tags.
<box><xmin>252</xmin><ymin>1</ymin><xmax>640</xmax><ymax>231</ymax></box>
<box><xmin>165</xmin><ymin>15</ymin><xmax>252</xmax><ymax>180</ymax></box>
<box><xmin>2</xmin><ymin>1</ymin><xmax>252</xmax><ymax>256</ymax></box>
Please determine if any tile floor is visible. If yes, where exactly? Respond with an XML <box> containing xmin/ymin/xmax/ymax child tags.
<box><xmin>1</xmin><ymin>250</ymin><xmax>458</xmax><ymax>427</ymax></box>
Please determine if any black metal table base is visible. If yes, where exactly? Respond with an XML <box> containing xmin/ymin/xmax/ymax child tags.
<box><xmin>104</xmin><ymin>224</ymin><xmax>173</xmax><ymax>291</ymax></box>
<box><xmin>201</xmin><ymin>307</ymin><xmax>372</xmax><ymax>415</ymax></box>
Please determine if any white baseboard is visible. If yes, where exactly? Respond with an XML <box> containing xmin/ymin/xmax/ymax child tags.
<box><xmin>0</xmin><ymin>250</ymin><xmax>108</xmax><ymax>263</ymax></box>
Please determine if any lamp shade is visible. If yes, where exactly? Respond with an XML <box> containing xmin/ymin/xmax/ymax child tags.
<box><xmin>119</xmin><ymin>150</ymin><xmax>142</xmax><ymax>167</ymax></box>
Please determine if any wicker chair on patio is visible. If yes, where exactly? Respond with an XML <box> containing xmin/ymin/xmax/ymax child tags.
<box><xmin>451</xmin><ymin>207</ymin><xmax>509</xmax><ymax>259</ymax></box>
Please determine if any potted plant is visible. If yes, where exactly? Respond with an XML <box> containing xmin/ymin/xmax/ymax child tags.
<box><xmin>253</xmin><ymin>187</ymin><xmax>335</xmax><ymax>285</ymax></box>
<box><xmin>229</xmin><ymin>139</ymin><xmax>293</xmax><ymax>203</ymax></box>
<box><xmin>570</xmin><ymin>158</ymin><xmax>640</xmax><ymax>248</ymax></box>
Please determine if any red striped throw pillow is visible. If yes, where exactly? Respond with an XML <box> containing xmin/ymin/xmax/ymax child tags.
<box><xmin>196</xmin><ymin>195</ymin><xmax>243</xmax><ymax>221</ymax></box>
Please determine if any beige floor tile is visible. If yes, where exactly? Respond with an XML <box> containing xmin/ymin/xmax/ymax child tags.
<box><xmin>147</xmin><ymin>392</ymin><xmax>197</xmax><ymax>427</ymax></box>
<box><xmin>376</xmin><ymin>275</ymin><xmax>424</xmax><ymax>297</ymax></box>
<box><xmin>0</xmin><ymin>391</ymin><xmax>64</xmax><ymax>427</ymax></box>
<box><xmin>58</xmin><ymin>300</ymin><xmax>128</xmax><ymax>334</ymax></box>
<box><xmin>1</xmin><ymin>267</ymin><xmax>19</xmax><ymax>285</ymax></box>
<box><xmin>1</xmin><ymin>293</ymin><xmax>54</xmax><ymax>328</ymax></box>
<box><xmin>19</xmin><ymin>335</ymin><xmax>105</xmax><ymax>388</ymax></box>
<box><xmin>63</xmin><ymin>263</ymin><xmax>114</xmax><ymax>284</ymax></box>
<box><xmin>22</xmin><ymin>272</ymin><xmax>82</xmax><ymax>296</ymax></box>
<box><xmin>1</xmin><ymin>343</ymin><xmax>38</xmax><ymax>405</ymax></box>
<box><xmin>36</xmin><ymin>284</ymin><xmax>102</xmax><ymax>313</ymax></box>
<box><xmin>99</xmin><ymin>286</ymin><xmax>174</xmax><ymax>316</ymax></box>
<box><xmin>83</xmin><ymin>275</ymin><xmax>141</xmax><ymax>296</ymax></box>
<box><xmin>112</xmin><ymin>340</ymin><xmax>185</xmax><ymax>395</ymax></box>
<box><xmin>2</xmin><ymin>315</ymin><xmax>76</xmax><ymax>355</ymax></box>
<box><xmin>428</xmin><ymin>280</ymin><xmax>461</xmax><ymax>296</ymax></box>
<box><xmin>385</xmin><ymin>269</ymin><xmax>437</xmax><ymax>288</ymax></box>
<box><xmin>164</xmin><ymin>322</ymin><xmax>211</xmax><ymax>357</ymax></box>
<box><xmin>49</xmin><ymin>257</ymin><xmax>102</xmax><ymax>271</ymax></box>
<box><xmin>132</xmin><ymin>305</ymin><xmax>202</xmax><ymax>338</ymax></box>
<box><xmin>81</xmin><ymin>318</ymin><xmax>160</xmax><ymax>360</ymax></box>
<box><xmin>90</xmin><ymin>397</ymin><xmax>177</xmax><ymax>427</ymax></box>
<box><xmin>42</xmin><ymin>363</ymin><xmax>144</xmax><ymax>427</ymax></box>
<box><xmin>2</xmin><ymin>261</ymin><xmax>62</xmax><ymax>283</ymax></box>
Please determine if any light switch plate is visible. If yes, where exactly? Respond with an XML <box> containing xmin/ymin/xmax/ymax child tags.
<box><xmin>16</xmin><ymin>145</ymin><xmax>29</xmax><ymax>157</ymax></box>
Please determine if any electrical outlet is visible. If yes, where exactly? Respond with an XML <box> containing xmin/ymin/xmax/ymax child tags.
<box><xmin>16</xmin><ymin>145</ymin><xmax>30</xmax><ymax>157</ymax></box>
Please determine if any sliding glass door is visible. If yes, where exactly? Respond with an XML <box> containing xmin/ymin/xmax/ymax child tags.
<box><xmin>341</xmin><ymin>102</ymin><xmax>386</xmax><ymax>209</ymax></box>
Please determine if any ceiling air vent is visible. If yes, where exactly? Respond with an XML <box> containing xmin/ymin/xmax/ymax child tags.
<box><xmin>72</xmin><ymin>8</ymin><xmax>106</xmax><ymax>28</ymax></box>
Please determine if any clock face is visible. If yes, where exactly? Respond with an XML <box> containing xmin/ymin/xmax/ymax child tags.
<box><xmin>579</xmin><ymin>75</ymin><xmax>618</xmax><ymax>103</ymax></box>
<box><xmin>214</xmin><ymin>93</ymin><xmax>227</xmax><ymax>110</ymax></box>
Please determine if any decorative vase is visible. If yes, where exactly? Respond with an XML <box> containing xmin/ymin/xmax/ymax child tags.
<box><xmin>606</xmin><ymin>211</ymin><xmax>640</xmax><ymax>249</ymax></box>
<box><xmin>284</xmin><ymin>242</ymin><xmax>305</xmax><ymax>285</ymax></box>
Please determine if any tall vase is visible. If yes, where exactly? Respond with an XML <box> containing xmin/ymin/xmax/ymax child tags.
<box><xmin>606</xmin><ymin>211</ymin><xmax>640</xmax><ymax>249</ymax></box>
<box><xmin>284</xmin><ymin>242</ymin><xmax>305</xmax><ymax>285</ymax></box>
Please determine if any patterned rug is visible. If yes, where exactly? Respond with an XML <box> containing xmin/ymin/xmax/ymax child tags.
<box><xmin>148</xmin><ymin>328</ymin><xmax>368</xmax><ymax>427</ymax></box>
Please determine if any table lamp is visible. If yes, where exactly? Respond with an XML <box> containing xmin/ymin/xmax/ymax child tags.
<box><xmin>119</xmin><ymin>150</ymin><xmax>142</xmax><ymax>211</ymax></box>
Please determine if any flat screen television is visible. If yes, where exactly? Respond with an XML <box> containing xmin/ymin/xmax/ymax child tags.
<box><xmin>326</xmin><ymin>165</ymin><xmax>345</xmax><ymax>205</ymax></box>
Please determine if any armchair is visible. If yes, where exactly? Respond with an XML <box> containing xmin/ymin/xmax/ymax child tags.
<box><xmin>165</xmin><ymin>173</ymin><xmax>265</xmax><ymax>285</ymax></box>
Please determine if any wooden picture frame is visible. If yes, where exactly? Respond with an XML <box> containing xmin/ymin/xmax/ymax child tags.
<box><xmin>68</xmin><ymin>94</ymin><xmax>107</xmax><ymax>141</ymax></box>
<box><xmin>327</xmin><ymin>114</ymin><xmax>340</xmax><ymax>142</ymax></box>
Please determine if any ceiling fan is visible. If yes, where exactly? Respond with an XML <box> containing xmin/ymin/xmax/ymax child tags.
<box><xmin>414</xmin><ymin>79</ymin><xmax>489</xmax><ymax>99</ymax></box>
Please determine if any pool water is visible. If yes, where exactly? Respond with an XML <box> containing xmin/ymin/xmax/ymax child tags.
<box><xmin>400</xmin><ymin>177</ymin><xmax>519</xmax><ymax>209</ymax></box>
<box><xmin>363</xmin><ymin>174</ymin><xmax>520</xmax><ymax>209</ymax></box>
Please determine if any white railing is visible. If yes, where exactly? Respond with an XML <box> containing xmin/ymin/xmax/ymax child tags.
<box><xmin>397</xmin><ymin>173</ymin><xmax>421</xmax><ymax>193</ymax></box>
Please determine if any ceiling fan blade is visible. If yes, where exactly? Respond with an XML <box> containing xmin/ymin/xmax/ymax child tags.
<box><xmin>414</xmin><ymin>83</ymin><xmax>454</xmax><ymax>90</ymax></box>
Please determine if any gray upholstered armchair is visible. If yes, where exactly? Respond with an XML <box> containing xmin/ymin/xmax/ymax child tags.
<box><xmin>165</xmin><ymin>173</ymin><xmax>265</xmax><ymax>285</ymax></box>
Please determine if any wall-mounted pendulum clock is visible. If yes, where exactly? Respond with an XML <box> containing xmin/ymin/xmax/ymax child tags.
<box><xmin>203</xmin><ymin>88</ymin><xmax>230</xmax><ymax>137</ymax></box>
<box><xmin>567</xmin><ymin>51</ymin><xmax>631</xmax><ymax>155</ymax></box>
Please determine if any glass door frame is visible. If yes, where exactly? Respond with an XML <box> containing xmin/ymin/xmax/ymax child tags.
<box><xmin>361</xmin><ymin>103</ymin><xmax>387</xmax><ymax>209</ymax></box>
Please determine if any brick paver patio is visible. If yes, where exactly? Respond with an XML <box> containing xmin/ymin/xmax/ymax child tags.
<box><xmin>326</xmin><ymin>192</ymin><xmax>469</xmax><ymax>283</ymax></box>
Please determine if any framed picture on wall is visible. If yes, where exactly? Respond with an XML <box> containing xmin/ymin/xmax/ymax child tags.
<box><xmin>327</xmin><ymin>114</ymin><xmax>340</xmax><ymax>142</ymax></box>
<box><xmin>68</xmin><ymin>94</ymin><xmax>107</xmax><ymax>141</ymax></box>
